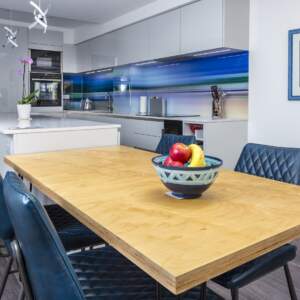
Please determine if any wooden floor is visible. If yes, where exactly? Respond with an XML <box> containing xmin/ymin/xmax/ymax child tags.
<box><xmin>1</xmin><ymin>240</ymin><xmax>300</xmax><ymax>299</ymax></box>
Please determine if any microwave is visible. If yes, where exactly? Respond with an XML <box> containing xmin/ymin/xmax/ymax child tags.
<box><xmin>30</xmin><ymin>49</ymin><xmax>61</xmax><ymax>74</ymax></box>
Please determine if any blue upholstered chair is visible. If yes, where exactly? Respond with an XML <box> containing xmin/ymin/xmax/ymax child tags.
<box><xmin>44</xmin><ymin>204</ymin><xmax>103</xmax><ymax>251</ymax></box>
<box><xmin>3</xmin><ymin>172</ymin><xmax>221</xmax><ymax>300</ymax></box>
<box><xmin>0</xmin><ymin>175</ymin><xmax>16</xmax><ymax>298</ymax></box>
<box><xmin>213</xmin><ymin>143</ymin><xmax>299</xmax><ymax>300</ymax></box>
<box><xmin>0</xmin><ymin>174</ymin><xmax>103</xmax><ymax>298</ymax></box>
<box><xmin>156</xmin><ymin>134</ymin><xmax>196</xmax><ymax>155</ymax></box>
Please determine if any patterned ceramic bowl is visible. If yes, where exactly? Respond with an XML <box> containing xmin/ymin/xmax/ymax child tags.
<box><xmin>152</xmin><ymin>155</ymin><xmax>223</xmax><ymax>199</ymax></box>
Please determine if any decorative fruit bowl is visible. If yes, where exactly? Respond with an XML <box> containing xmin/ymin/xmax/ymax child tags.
<box><xmin>152</xmin><ymin>155</ymin><xmax>222</xmax><ymax>199</ymax></box>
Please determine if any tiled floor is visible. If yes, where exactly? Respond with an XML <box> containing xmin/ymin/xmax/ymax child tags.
<box><xmin>1</xmin><ymin>240</ymin><xmax>300</xmax><ymax>299</ymax></box>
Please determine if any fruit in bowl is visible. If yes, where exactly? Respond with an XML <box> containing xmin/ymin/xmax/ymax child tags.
<box><xmin>163</xmin><ymin>143</ymin><xmax>206</xmax><ymax>168</ymax></box>
<box><xmin>152</xmin><ymin>143</ymin><xmax>222</xmax><ymax>199</ymax></box>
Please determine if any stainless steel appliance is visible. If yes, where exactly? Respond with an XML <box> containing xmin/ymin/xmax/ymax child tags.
<box><xmin>30</xmin><ymin>49</ymin><xmax>61</xmax><ymax>74</ymax></box>
<box><xmin>149</xmin><ymin>96</ymin><xmax>167</xmax><ymax>116</ymax></box>
<box><xmin>81</xmin><ymin>98</ymin><xmax>94</xmax><ymax>111</ymax></box>
<box><xmin>30</xmin><ymin>73</ymin><xmax>62</xmax><ymax>107</ymax></box>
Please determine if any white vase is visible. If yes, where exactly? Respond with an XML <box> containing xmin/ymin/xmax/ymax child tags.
<box><xmin>17</xmin><ymin>104</ymin><xmax>31</xmax><ymax>120</ymax></box>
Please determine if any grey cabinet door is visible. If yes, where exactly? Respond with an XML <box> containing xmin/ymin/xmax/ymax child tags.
<box><xmin>90</xmin><ymin>33</ymin><xmax>118</xmax><ymax>69</ymax></box>
<box><xmin>29</xmin><ymin>29</ymin><xmax>63</xmax><ymax>49</ymax></box>
<box><xmin>76</xmin><ymin>41</ymin><xmax>92</xmax><ymax>72</ymax></box>
<box><xmin>148</xmin><ymin>10</ymin><xmax>181</xmax><ymax>59</ymax></box>
<box><xmin>63</xmin><ymin>45</ymin><xmax>77</xmax><ymax>73</ymax></box>
<box><xmin>114</xmin><ymin>22</ymin><xmax>150</xmax><ymax>65</ymax></box>
<box><xmin>180</xmin><ymin>0</ymin><xmax>223</xmax><ymax>53</ymax></box>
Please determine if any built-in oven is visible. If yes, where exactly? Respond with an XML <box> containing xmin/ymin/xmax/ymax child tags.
<box><xmin>30</xmin><ymin>73</ymin><xmax>62</xmax><ymax>107</ymax></box>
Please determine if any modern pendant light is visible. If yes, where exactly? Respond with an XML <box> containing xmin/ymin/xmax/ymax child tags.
<box><xmin>29</xmin><ymin>0</ymin><xmax>49</xmax><ymax>33</ymax></box>
<box><xmin>2</xmin><ymin>10</ymin><xmax>18</xmax><ymax>48</ymax></box>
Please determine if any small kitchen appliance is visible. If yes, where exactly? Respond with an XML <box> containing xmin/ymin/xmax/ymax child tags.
<box><xmin>149</xmin><ymin>96</ymin><xmax>167</xmax><ymax>116</ymax></box>
<box><xmin>139</xmin><ymin>96</ymin><xmax>148</xmax><ymax>115</ymax></box>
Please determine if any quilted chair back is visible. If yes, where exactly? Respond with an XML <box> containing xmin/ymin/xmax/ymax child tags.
<box><xmin>156</xmin><ymin>133</ymin><xmax>196</xmax><ymax>155</ymax></box>
<box><xmin>3</xmin><ymin>172</ymin><xmax>85</xmax><ymax>300</ymax></box>
<box><xmin>235</xmin><ymin>143</ymin><xmax>300</xmax><ymax>185</ymax></box>
<box><xmin>0</xmin><ymin>175</ymin><xmax>14</xmax><ymax>243</ymax></box>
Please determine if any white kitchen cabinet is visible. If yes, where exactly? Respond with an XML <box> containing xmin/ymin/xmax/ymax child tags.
<box><xmin>72</xmin><ymin>0</ymin><xmax>249</xmax><ymax>71</ymax></box>
<box><xmin>90</xmin><ymin>33</ymin><xmax>118</xmax><ymax>69</ymax></box>
<box><xmin>114</xmin><ymin>22</ymin><xmax>150</xmax><ymax>65</ymax></box>
<box><xmin>76</xmin><ymin>41</ymin><xmax>92</xmax><ymax>72</ymax></box>
<box><xmin>131</xmin><ymin>119</ymin><xmax>163</xmax><ymax>151</ymax></box>
<box><xmin>66</xmin><ymin>113</ymin><xmax>163</xmax><ymax>151</ymax></box>
<box><xmin>180</xmin><ymin>0</ymin><xmax>249</xmax><ymax>53</ymax></box>
<box><xmin>63</xmin><ymin>44</ymin><xmax>78</xmax><ymax>73</ymax></box>
<box><xmin>29</xmin><ymin>29</ymin><xmax>63</xmax><ymax>50</ymax></box>
<box><xmin>183</xmin><ymin>120</ymin><xmax>247</xmax><ymax>169</ymax></box>
<box><xmin>148</xmin><ymin>10</ymin><xmax>181</xmax><ymax>59</ymax></box>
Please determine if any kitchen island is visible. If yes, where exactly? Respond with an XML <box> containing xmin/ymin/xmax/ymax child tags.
<box><xmin>0</xmin><ymin>114</ymin><xmax>121</xmax><ymax>175</ymax></box>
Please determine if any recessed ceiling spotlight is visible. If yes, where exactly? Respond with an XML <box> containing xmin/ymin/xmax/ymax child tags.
<box><xmin>29</xmin><ymin>1</ymin><xmax>49</xmax><ymax>33</ymax></box>
<box><xmin>3</xmin><ymin>26</ymin><xmax>18</xmax><ymax>48</ymax></box>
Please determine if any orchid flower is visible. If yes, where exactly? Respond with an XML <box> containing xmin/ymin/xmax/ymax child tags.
<box><xmin>18</xmin><ymin>57</ymin><xmax>37</xmax><ymax>104</ymax></box>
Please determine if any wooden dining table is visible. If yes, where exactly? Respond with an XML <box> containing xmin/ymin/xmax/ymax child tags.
<box><xmin>4</xmin><ymin>146</ymin><xmax>300</xmax><ymax>297</ymax></box>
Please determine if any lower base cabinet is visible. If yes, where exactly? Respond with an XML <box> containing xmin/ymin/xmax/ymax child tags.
<box><xmin>66</xmin><ymin>113</ymin><xmax>248</xmax><ymax>169</ymax></box>
<box><xmin>67</xmin><ymin>113</ymin><xmax>163</xmax><ymax>151</ymax></box>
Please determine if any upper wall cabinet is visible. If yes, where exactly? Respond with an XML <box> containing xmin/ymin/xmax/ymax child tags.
<box><xmin>29</xmin><ymin>29</ymin><xmax>63</xmax><ymax>51</ymax></box>
<box><xmin>71</xmin><ymin>0</ymin><xmax>249</xmax><ymax>72</ymax></box>
<box><xmin>114</xmin><ymin>22</ymin><xmax>150</xmax><ymax>65</ymax></box>
<box><xmin>148</xmin><ymin>10</ymin><xmax>181</xmax><ymax>59</ymax></box>
<box><xmin>63</xmin><ymin>45</ymin><xmax>78</xmax><ymax>73</ymax></box>
<box><xmin>180</xmin><ymin>0</ymin><xmax>249</xmax><ymax>54</ymax></box>
<box><xmin>76</xmin><ymin>41</ymin><xmax>92</xmax><ymax>72</ymax></box>
<box><xmin>89</xmin><ymin>33</ymin><xmax>119</xmax><ymax>69</ymax></box>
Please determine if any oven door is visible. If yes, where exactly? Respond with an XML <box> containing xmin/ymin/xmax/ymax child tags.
<box><xmin>31</xmin><ymin>78</ymin><xmax>62</xmax><ymax>107</ymax></box>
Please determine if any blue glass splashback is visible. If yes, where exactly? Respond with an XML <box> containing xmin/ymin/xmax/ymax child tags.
<box><xmin>63</xmin><ymin>50</ymin><xmax>248</xmax><ymax>109</ymax></box>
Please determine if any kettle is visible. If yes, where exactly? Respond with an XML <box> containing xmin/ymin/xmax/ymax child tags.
<box><xmin>81</xmin><ymin>98</ymin><xmax>94</xmax><ymax>110</ymax></box>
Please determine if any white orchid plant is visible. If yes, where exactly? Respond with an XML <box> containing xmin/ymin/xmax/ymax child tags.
<box><xmin>17</xmin><ymin>57</ymin><xmax>38</xmax><ymax>105</ymax></box>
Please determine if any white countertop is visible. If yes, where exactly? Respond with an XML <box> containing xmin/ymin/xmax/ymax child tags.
<box><xmin>65</xmin><ymin>110</ymin><xmax>247</xmax><ymax>124</ymax></box>
<box><xmin>0</xmin><ymin>113</ymin><xmax>121</xmax><ymax>135</ymax></box>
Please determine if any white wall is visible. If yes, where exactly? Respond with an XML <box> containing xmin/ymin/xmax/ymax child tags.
<box><xmin>248</xmin><ymin>0</ymin><xmax>300</xmax><ymax>147</ymax></box>
<box><xmin>0</xmin><ymin>25</ymin><xmax>29</xmax><ymax>113</ymax></box>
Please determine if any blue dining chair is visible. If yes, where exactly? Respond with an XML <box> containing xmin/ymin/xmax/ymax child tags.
<box><xmin>44</xmin><ymin>203</ymin><xmax>104</xmax><ymax>251</ymax></box>
<box><xmin>212</xmin><ymin>143</ymin><xmax>299</xmax><ymax>300</ymax></box>
<box><xmin>0</xmin><ymin>175</ymin><xmax>16</xmax><ymax>298</ymax></box>
<box><xmin>3</xmin><ymin>172</ymin><xmax>221</xmax><ymax>300</ymax></box>
<box><xmin>156</xmin><ymin>134</ymin><xmax>196</xmax><ymax>155</ymax></box>
<box><xmin>0</xmin><ymin>173</ymin><xmax>104</xmax><ymax>298</ymax></box>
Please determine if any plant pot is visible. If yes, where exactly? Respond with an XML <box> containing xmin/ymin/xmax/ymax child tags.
<box><xmin>17</xmin><ymin>104</ymin><xmax>31</xmax><ymax>120</ymax></box>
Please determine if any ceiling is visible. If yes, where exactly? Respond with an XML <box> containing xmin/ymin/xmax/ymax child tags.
<box><xmin>0</xmin><ymin>0</ymin><xmax>157</xmax><ymax>26</ymax></box>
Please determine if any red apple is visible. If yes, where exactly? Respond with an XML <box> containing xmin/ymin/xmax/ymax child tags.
<box><xmin>169</xmin><ymin>143</ymin><xmax>191</xmax><ymax>163</ymax></box>
<box><xmin>163</xmin><ymin>156</ymin><xmax>184</xmax><ymax>167</ymax></box>
<box><xmin>163</xmin><ymin>156</ymin><xmax>174</xmax><ymax>166</ymax></box>
<box><xmin>170</xmin><ymin>160</ymin><xmax>184</xmax><ymax>167</ymax></box>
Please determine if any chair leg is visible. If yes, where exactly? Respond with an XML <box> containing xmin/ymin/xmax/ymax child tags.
<box><xmin>155</xmin><ymin>282</ymin><xmax>161</xmax><ymax>300</ymax></box>
<box><xmin>284</xmin><ymin>264</ymin><xmax>298</xmax><ymax>300</ymax></box>
<box><xmin>231</xmin><ymin>288</ymin><xmax>239</xmax><ymax>300</ymax></box>
<box><xmin>0</xmin><ymin>256</ymin><xmax>13</xmax><ymax>297</ymax></box>
<box><xmin>200</xmin><ymin>282</ymin><xmax>207</xmax><ymax>300</ymax></box>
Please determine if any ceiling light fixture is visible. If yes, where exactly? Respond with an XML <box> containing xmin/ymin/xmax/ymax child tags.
<box><xmin>29</xmin><ymin>0</ymin><xmax>49</xmax><ymax>33</ymax></box>
<box><xmin>3</xmin><ymin>26</ymin><xmax>18</xmax><ymax>48</ymax></box>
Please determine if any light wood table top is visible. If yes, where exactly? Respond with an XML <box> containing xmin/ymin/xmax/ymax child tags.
<box><xmin>5</xmin><ymin>146</ymin><xmax>300</xmax><ymax>294</ymax></box>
